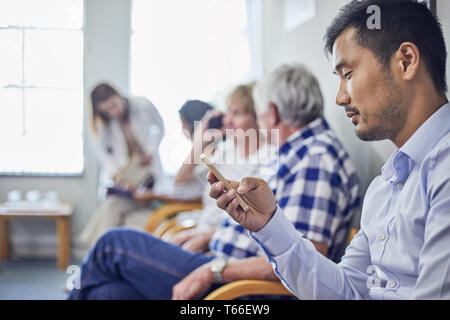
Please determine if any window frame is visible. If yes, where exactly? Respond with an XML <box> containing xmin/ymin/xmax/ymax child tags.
<box><xmin>0</xmin><ymin>2</ymin><xmax>85</xmax><ymax>177</ymax></box>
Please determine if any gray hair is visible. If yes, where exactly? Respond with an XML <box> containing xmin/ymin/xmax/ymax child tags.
<box><xmin>253</xmin><ymin>64</ymin><xmax>324</xmax><ymax>127</ymax></box>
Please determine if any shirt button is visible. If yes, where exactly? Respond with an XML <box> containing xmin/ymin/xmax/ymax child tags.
<box><xmin>389</xmin><ymin>280</ymin><xmax>397</xmax><ymax>288</ymax></box>
<box><xmin>396</xmin><ymin>183</ymin><xmax>404</xmax><ymax>190</ymax></box>
<box><xmin>379</xmin><ymin>234</ymin><xmax>386</xmax><ymax>241</ymax></box>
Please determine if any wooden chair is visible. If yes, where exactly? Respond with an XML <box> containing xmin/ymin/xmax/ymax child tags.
<box><xmin>204</xmin><ymin>280</ymin><xmax>291</xmax><ymax>300</ymax></box>
<box><xmin>204</xmin><ymin>227</ymin><xmax>360</xmax><ymax>300</ymax></box>
<box><xmin>144</xmin><ymin>201</ymin><xmax>203</xmax><ymax>234</ymax></box>
<box><xmin>155</xmin><ymin>218</ymin><xmax>198</xmax><ymax>241</ymax></box>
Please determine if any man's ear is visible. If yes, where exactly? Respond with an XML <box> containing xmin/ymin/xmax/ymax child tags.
<box><xmin>268</xmin><ymin>102</ymin><xmax>280</xmax><ymax>126</ymax></box>
<box><xmin>394</xmin><ymin>42</ymin><xmax>420</xmax><ymax>81</ymax></box>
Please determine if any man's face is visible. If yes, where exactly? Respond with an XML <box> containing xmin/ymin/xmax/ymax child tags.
<box><xmin>332</xmin><ymin>28</ymin><xmax>406</xmax><ymax>142</ymax></box>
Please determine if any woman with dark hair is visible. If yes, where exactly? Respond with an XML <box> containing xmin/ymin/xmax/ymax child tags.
<box><xmin>89</xmin><ymin>83</ymin><xmax>164</xmax><ymax>184</ymax></box>
<box><xmin>80</xmin><ymin>83</ymin><xmax>165</xmax><ymax>248</ymax></box>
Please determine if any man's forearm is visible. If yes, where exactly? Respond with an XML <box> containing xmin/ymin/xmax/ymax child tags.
<box><xmin>221</xmin><ymin>257</ymin><xmax>278</xmax><ymax>283</ymax></box>
<box><xmin>174</xmin><ymin>149</ymin><xmax>197</xmax><ymax>184</ymax></box>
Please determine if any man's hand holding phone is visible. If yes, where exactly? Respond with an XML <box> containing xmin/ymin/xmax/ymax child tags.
<box><xmin>207</xmin><ymin>171</ymin><xmax>277</xmax><ymax>232</ymax></box>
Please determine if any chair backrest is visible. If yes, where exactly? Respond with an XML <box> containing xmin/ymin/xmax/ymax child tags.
<box><xmin>144</xmin><ymin>201</ymin><xmax>202</xmax><ymax>233</ymax></box>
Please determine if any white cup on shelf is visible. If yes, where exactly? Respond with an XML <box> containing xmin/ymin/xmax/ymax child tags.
<box><xmin>7</xmin><ymin>189</ymin><xmax>22</xmax><ymax>202</ymax></box>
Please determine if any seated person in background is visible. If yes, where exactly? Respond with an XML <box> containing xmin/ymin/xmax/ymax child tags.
<box><xmin>79</xmin><ymin>83</ymin><xmax>165</xmax><ymax>248</ymax></box>
<box><xmin>69</xmin><ymin>67</ymin><xmax>360</xmax><ymax>299</ymax></box>
<box><xmin>209</xmin><ymin>0</ymin><xmax>450</xmax><ymax>300</ymax></box>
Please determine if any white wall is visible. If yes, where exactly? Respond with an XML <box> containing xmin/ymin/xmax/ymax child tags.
<box><xmin>0</xmin><ymin>0</ymin><xmax>131</xmax><ymax>259</ymax></box>
<box><xmin>260</xmin><ymin>0</ymin><xmax>450</xmax><ymax>226</ymax></box>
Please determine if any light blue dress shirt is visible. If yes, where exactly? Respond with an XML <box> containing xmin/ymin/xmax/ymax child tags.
<box><xmin>251</xmin><ymin>103</ymin><xmax>450</xmax><ymax>299</ymax></box>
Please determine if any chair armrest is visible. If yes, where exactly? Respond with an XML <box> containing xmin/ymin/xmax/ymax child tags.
<box><xmin>153</xmin><ymin>219</ymin><xmax>179</xmax><ymax>238</ymax></box>
<box><xmin>204</xmin><ymin>280</ymin><xmax>293</xmax><ymax>300</ymax></box>
<box><xmin>145</xmin><ymin>201</ymin><xmax>203</xmax><ymax>233</ymax></box>
<box><xmin>160</xmin><ymin>218</ymin><xmax>197</xmax><ymax>240</ymax></box>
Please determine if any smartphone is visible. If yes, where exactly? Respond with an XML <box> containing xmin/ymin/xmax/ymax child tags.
<box><xmin>208</xmin><ymin>115</ymin><xmax>223</xmax><ymax>129</ymax></box>
<box><xmin>200</xmin><ymin>153</ymin><xmax>249</xmax><ymax>212</ymax></box>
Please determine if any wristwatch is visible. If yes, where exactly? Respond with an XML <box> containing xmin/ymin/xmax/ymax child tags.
<box><xmin>210</xmin><ymin>257</ymin><xmax>227</xmax><ymax>283</ymax></box>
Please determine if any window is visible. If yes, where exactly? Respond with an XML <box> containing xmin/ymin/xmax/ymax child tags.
<box><xmin>131</xmin><ymin>0</ymin><xmax>262</xmax><ymax>175</ymax></box>
<box><xmin>0</xmin><ymin>0</ymin><xmax>84</xmax><ymax>175</ymax></box>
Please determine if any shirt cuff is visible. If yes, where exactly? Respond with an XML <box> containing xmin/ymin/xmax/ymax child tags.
<box><xmin>251</xmin><ymin>206</ymin><xmax>304</xmax><ymax>257</ymax></box>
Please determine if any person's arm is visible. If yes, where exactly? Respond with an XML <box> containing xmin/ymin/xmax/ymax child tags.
<box><xmin>171</xmin><ymin>165</ymin><xmax>208</xmax><ymax>201</ymax></box>
<box><xmin>175</xmin><ymin>109</ymin><xmax>224</xmax><ymax>185</ymax></box>
<box><xmin>178</xmin><ymin>229</ymin><xmax>216</xmax><ymax>253</ymax></box>
<box><xmin>171</xmin><ymin>256</ymin><xmax>279</xmax><ymax>300</ymax></box>
<box><xmin>251</xmin><ymin>206</ymin><xmax>372</xmax><ymax>299</ymax></box>
<box><xmin>410</xmin><ymin>149</ymin><xmax>450</xmax><ymax>299</ymax></box>
<box><xmin>174</xmin><ymin>148</ymin><xmax>198</xmax><ymax>185</ymax></box>
<box><xmin>208</xmin><ymin>173</ymin><xmax>372</xmax><ymax>300</ymax></box>
<box><xmin>221</xmin><ymin>240</ymin><xmax>328</xmax><ymax>283</ymax></box>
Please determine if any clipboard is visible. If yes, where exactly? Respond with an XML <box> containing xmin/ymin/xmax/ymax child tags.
<box><xmin>115</xmin><ymin>154</ymin><xmax>153</xmax><ymax>187</ymax></box>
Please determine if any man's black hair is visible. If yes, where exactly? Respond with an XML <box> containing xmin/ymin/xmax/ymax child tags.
<box><xmin>324</xmin><ymin>0</ymin><xmax>447</xmax><ymax>93</ymax></box>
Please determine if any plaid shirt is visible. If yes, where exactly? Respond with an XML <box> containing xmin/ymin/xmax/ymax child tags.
<box><xmin>209</xmin><ymin>117</ymin><xmax>361</xmax><ymax>262</ymax></box>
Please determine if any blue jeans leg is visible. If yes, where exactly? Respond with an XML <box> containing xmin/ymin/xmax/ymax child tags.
<box><xmin>68</xmin><ymin>227</ymin><xmax>215</xmax><ymax>300</ymax></box>
<box><xmin>85</xmin><ymin>280</ymin><xmax>147</xmax><ymax>300</ymax></box>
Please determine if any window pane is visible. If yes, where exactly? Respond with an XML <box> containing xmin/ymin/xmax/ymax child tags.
<box><xmin>0</xmin><ymin>0</ymin><xmax>84</xmax><ymax>175</ymax></box>
<box><xmin>24</xmin><ymin>30</ymin><xmax>83</xmax><ymax>88</ymax></box>
<box><xmin>24</xmin><ymin>88</ymin><xmax>83</xmax><ymax>137</ymax></box>
<box><xmin>0</xmin><ymin>87</ymin><xmax>23</xmax><ymax>136</ymax></box>
<box><xmin>131</xmin><ymin>0</ymin><xmax>252</xmax><ymax>174</ymax></box>
<box><xmin>0</xmin><ymin>0</ymin><xmax>83</xmax><ymax>29</ymax></box>
<box><xmin>0</xmin><ymin>135</ymin><xmax>83</xmax><ymax>175</ymax></box>
<box><xmin>132</xmin><ymin>0</ymin><xmax>247</xmax><ymax>31</ymax></box>
<box><xmin>0</xmin><ymin>29</ymin><xmax>22</xmax><ymax>85</ymax></box>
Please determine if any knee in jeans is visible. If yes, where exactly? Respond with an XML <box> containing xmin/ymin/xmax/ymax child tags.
<box><xmin>96</xmin><ymin>227</ymin><xmax>127</xmax><ymax>246</ymax></box>
<box><xmin>96</xmin><ymin>227</ymin><xmax>146</xmax><ymax>248</ymax></box>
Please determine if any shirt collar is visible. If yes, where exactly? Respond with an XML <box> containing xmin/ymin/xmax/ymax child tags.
<box><xmin>381</xmin><ymin>103</ymin><xmax>450</xmax><ymax>182</ymax></box>
<box><xmin>400</xmin><ymin>103</ymin><xmax>450</xmax><ymax>165</ymax></box>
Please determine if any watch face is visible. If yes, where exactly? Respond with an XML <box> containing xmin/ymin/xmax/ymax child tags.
<box><xmin>211</xmin><ymin>258</ymin><xmax>226</xmax><ymax>271</ymax></box>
